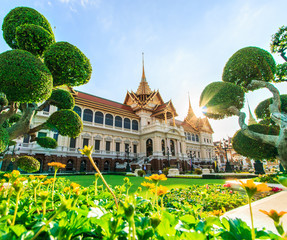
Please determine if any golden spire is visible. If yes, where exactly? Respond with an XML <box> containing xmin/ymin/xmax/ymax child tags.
<box><xmin>247</xmin><ymin>100</ymin><xmax>257</xmax><ymax>125</ymax></box>
<box><xmin>142</xmin><ymin>52</ymin><xmax>146</xmax><ymax>81</ymax></box>
<box><xmin>136</xmin><ymin>53</ymin><xmax>152</xmax><ymax>96</ymax></box>
<box><xmin>185</xmin><ymin>92</ymin><xmax>196</xmax><ymax>122</ymax></box>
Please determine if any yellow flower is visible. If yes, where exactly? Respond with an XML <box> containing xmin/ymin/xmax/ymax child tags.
<box><xmin>39</xmin><ymin>191</ymin><xmax>49</xmax><ymax>201</ymax></box>
<box><xmin>11</xmin><ymin>170</ymin><xmax>20</xmax><ymax>178</ymax></box>
<box><xmin>212</xmin><ymin>210</ymin><xmax>223</xmax><ymax>217</ymax></box>
<box><xmin>145</xmin><ymin>174</ymin><xmax>167</xmax><ymax>183</ymax></box>
<box><xmin>151</xmin><ymin>185</ymin><xmax>169</xmax><ymax>196</ymax></box>
<box><xmin>18</xmin><ymin>177</ymin><xmax>27</xmax><ymax>182</ymax></box>
<box><xmin>79</xmin><ymin>145</ymin><xmax>94</xmax><ymax>156</ymax></box>
<box><xmin>36</xmin><ymin>175</ymin><xmax>47</xmax><ymax>180</ymax></box>
<box><xmin>4</xmin><ymin>170</ymin><xmax>20</xmax><ymax>180</ymax></box>
<box><xmin>48</xmin><ymin>162</ymin><xmax>66</xmax><ymax>170</ymax></box>
<box><xmin>70</xmin><ymin>182</ymin><xmax>80</xmax><ymax>189</ymax></box>
<box><xmin>42</xmin><ymin>178</ymin><xmax>55</xmax><ymax>185</ymax></box>
<box><xmin>238</xmin><ymin>180</ymin><xmax>271</xmax><ymax>198</ymax></box>
<box><xmin>259</xmin><ymin>209</ymin><xmax>287</xmax><ymax>224</ymax></box>
<box><xmin>141</xmin><ymin>181</ymin><xmax>155</xmax><ymax>189</ymax></box>
<box><xmin>29</xmin><ymin>175</ymin><xmax>36</xmax><ymax>180</ymax></box>
<box><xmin>63</xmin><ymin>187</ymin><xmax>70</xmax><ymax>193</ymax></box>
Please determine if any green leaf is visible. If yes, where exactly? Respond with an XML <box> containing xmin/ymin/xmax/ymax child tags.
<box><xmin>9</xmin><ymin>225</ymin><xmax>27</xmax><ymax>237</ymax></box>
<box><xmin>179</xmin><ymin>214</ymin><xmax>196</xmax><ymax>224</ymax></box>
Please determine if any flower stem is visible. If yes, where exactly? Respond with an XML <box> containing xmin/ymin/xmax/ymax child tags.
<box><xmin>94</xmin><ymin>178</ymin><xmax>98</xmax><ymax>196</ymax></box>
<box><xmin>31</xmin><ymin>208</ymin><xmax>60</xmax><ymax>240</ymax></box>
<box><xmin>11</xmin><ymin>190</ymin><xmax>21</xmax><ymax>226</ymax></box>
<box><xmin>43</xmin><ymin>200</ymin><xmax>47</xmax><ymax>216</ymax></box>
<box><xmin>51</xmin><ymin>169</ymin><xmax>58</xmax><ymax>209</ymax></box>
<box><xmin>248</xmin><ymin>198</ymin><xmax>255</xmax><ymax>240</ymax></box>
<box><xmin>34</xmin><ymin>187</ymin><xmax>40</xmax><ymax>214</ymax></box>
<box><xmin>88</xmin><ymin>155</ymin><xmax>118</xmax><ymax>208</ymax></box>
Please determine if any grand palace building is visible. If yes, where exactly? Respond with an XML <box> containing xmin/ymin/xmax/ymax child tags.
<box><xmin>3</xmin><ymin>63</ymin><xmax>215</xmax><ymax>173</ymax></box>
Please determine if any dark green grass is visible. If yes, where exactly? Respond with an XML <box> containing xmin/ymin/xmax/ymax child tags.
<box><xmin>62</xmin><ymin>175</ymin><xmax>226</xmax><ymax>193</ymax></box>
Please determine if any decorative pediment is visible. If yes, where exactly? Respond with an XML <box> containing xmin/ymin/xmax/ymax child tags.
<box><xmin>94</xmin><ymin>134</ymin><xmax>103</xmax><ymax>140</ymax></box>
<box><xmin>114</xmin><ymin>137</ymin><xmax>122</xmax><ymax>143</ymax></box>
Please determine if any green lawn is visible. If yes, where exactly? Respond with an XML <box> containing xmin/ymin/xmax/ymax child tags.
<box><xmin>62</xmin><ymin>175</ymin><xmax>226</xmax><ymax>193</ymax></box>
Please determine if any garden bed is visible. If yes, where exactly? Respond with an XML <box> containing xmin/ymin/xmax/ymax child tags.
<box><xmin>202</xmin><ymin>173</ymin><xmax>257</xmax><ymax>179</ymax></box>
<box><xmin>0</xmin><ymin>171</ymin><xmax>283</xmax><ymax>239</ymax></box>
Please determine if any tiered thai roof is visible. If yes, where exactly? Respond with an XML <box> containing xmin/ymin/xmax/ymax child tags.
<box><xmin>123</xmin><ymin>58</ymin><xmax>177</xmax><ymax>120</ymax></box>
<box><xmin>181</xmin><ymin>96</ymin><xmax>213</xmax><ymax>134</ymax></box>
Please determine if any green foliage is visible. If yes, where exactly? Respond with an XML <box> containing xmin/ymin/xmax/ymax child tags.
<box><xmin>49</xmin><ymin>89</ymin><xmax>75</xmax><ymax>110</ymax></box>
<box><xmin>8</xmin><ymin>140</ymin><xmax>16</xmax><ymax>146</ymax></box>
<box><xmin>275</xmin><ymin>62</ymin><xmax>287</xmax><ymax>82</ymax></box>
<box><xmin>232</xmin><ymin>124</ymin><xmax>279</xmax><ymax>160</ymax></box>
<box><xmin>0</xmin><ymin>174</ymin><xmax>280</xmax><ymax>239</ymax></box>
<box><xmin>255</xmin><ymin>94</ymin><xmax>287</xmax><ymax>124</ymax></box>
<box><xmin>253</xmin><ymin>174</ymin><xmax>278</xmax><ymax>184</ymax></box>
<box><xmin>46</xmin><ymin>109</ymin><xmax>83</xmax><ymax>137</ymax></box>
<box><xmin>222</xmin><ymin>47</ymin><xmax>276</xmax><ymax>91</ymax></box>
<box><xmin>17</xmin><ymin>156</ymin><xmax>40</xmax><ymax>172</ymax></box>
<box><xmin>0</xmin><ymin>93</ymin><xmax>8</xmax><ymax>106</ymax></box>
<box><xmin>194</xmin><ymin>168</ymin><xmax>202</xmax><ymax>175</ymax></box>
<box><xmin>0</xmin><ymin>50</ymin><xmax>53</xmax><ymax>103</ymax></box>
<box><xmin>8</xmin><ymin>114</ymin><xmax>21</xmax><ymax>124</ymax></box>
<box><xmin>0</xmin><ymin>127</ymin><xmax>9</xmax><ymax>152</ymax></box>
<box><xmin>36</xmin><ymin>137</ymin><xmax>58</xmax><ymax>149</ymax></box>
<box><xmin>199</xmin><ymin>81</ymin><xmax>245</xmax><ymax>119</ymax></box>
<box><xmin>137</xmin><ymin>169</ymin><xmax>146</xmax><ymax>177</ymax></box>
<box><xmin>2</xmin><ymin>7</ymin><xmax>54</xmax><ymax>49</ymax></box>
<box><xmin>44</xmin><ymin>42</ymin><xmax>92</xmax><ymax>87</ymax></box>
<box><xmin>16</xmin><ymin>24</ymin><xmax>55</xmax><ymax>57</ymax></box>
<box><xmin>270</xmin><ymin>25</ymin><xmax>287</xmax><ymax>55</ymax></box>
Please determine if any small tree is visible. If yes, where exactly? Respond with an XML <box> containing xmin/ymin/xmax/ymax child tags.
<box><xmin>200</xmin><ymin>27</ymin><xmax>287</xmax><ymax>169</ymax></box>
<box><xmin>0</xmin><ymin>7</ymin><xmax>92</xmax><ymax>158</ymax></box>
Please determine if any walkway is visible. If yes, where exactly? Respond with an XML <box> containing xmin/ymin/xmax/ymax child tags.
<box><xmin>223</xmin><ymin>181</ymin><xmax>287</xmax><ymax>233</ymax></box>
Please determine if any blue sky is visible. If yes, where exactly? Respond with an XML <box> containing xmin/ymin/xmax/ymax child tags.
<box><xmin>0</xmin><ymin>0</ymin><xmax>287</xmax><ymax>141</ymax></box>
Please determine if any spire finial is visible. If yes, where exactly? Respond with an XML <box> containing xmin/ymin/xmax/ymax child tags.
<box><xmin>188</xmin><ymin>92</ymin><xmax>191</xmax><ymax>109</ymax></box>
<box><xmin>142</xmin><ymin>52</ymin><xmax>146</xmax><ymax>81</ymax></box>
<box><xmin>247</xmin><ymin>98</ymin><xmax>257</xmax><ymax>125</ymax></box>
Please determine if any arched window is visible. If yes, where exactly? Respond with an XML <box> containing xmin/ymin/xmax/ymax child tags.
<box><xmin>187</xmin><ymin>133</ymin><xmax>191</xmax><ymax>141</ymax></box>
<box><xmin>124</xmin><ymin>118</ymin><xmax>131</xmax><ymax>129</ymax></box>
<box><xmin>95</xmin><ymin>111</ymin><xmax>104</xmax><ymax>124</ymax></box>
<box><xmin>132</xmin><ymin>120</ymin><xmax>138</xmax><ymax>131</ymax></box>
<box><xmin>66</xmin><ymin>159</ymin><xmax>73</xmax><ymax>171</ymax></box>
<box><xmin>80</xmin><ymin>160</ymin><xmax>87</xmax><ymax>172</ymax></box>
<box><xmin>162</xmin><ymin>139</ymin><xmax>165</xmax><ymax>156</ymax></box>
<box><xmin>170</xmin><ymin>140</ymin><xmax>175</xmax><ymax>156</ymax></box>
<box><xmin>105</xmin><ymin>114</ymin><xmax>113</xmax><ymax>126</ymax></box>
<box><xmin>192</xmin><ymin>134</ymin><xmax>195</xmax><ymax>141</ymax></box>
<box><xmin>104</xmin><ymin>161</ymin><xmax>110</xmax><ymax>172</ymax></box>
<box><xmin>73</xmin><ymin>106</ymin><xmax>82</xmax><ymax>118</ymax></box>
<box><xmin>146</xmin><ymin>139</ymin><xmax>153</xmax><ymax>157</ymax></box>
<box><xmin>196</xmin><ymin>134</ymin><xmax>199</xmax><ymax>142</ymax></box>
<box><xmin>115</xmin><ymin>116</ymin><xmax>122</xmax><ymax>127</ymax></box>
<box><xmin>83</xmin><ymin>109</ymin><xmax>93</xmax><ymax>122</ymax></box>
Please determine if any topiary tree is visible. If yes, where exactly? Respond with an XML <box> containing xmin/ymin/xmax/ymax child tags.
<box><xmin>0</xmin><ymin>7</ymin><xmax>91</xmax><ymax>158</ymax></box>
<box><xmin>200</xmin><ymin>27</ymin><xmax>287</xmax><ymax>169</ymax></box>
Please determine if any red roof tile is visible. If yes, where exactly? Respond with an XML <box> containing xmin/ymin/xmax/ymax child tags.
<box><xmin>76</xmin><ymin>91</ymin><xmax>134</xmax><ymax>112</ymax></box>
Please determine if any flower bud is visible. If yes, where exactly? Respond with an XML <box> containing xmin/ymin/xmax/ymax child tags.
<box><xmin>151</xmin><ymin>213</ymin><xmax>161</xmax><ymax>229</ymax></box>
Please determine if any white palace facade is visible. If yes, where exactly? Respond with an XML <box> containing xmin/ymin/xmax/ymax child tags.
<box><xmin>3</xmin><ymin>64</ymin><xmax>215</xmax><ymax>173</ymax></box>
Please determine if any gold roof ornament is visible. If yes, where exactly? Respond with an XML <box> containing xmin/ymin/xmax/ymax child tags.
<box><xmin>184</xmin><ymin>93</ymin><xmax>197</xmax><ymax>124</ymax></box>
<box><xmin>247</xmin><ymin>100</ymin><xmax>257</xmax><ymax>125</ymax></box>
<box><xmin>136</xmin><ymin>53</ymin><xmax>152</xmax><ymax>96</ymax></box>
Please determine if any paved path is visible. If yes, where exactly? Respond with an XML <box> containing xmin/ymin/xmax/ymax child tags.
<box><xmin>223</xmin><ymin>182</ymin><xmax>287</xmax><ymax>233</ymax></box>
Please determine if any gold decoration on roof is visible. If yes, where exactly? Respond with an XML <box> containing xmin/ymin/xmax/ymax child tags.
<box><xmin>247</xmin><ymin>101</ymin><xmax>257</xmax><ymax>125</ymax></box>
<box><xmin>136</xmin><ymin>53</ymin><xmax>152</xmax><ymax>96</ymax></box>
